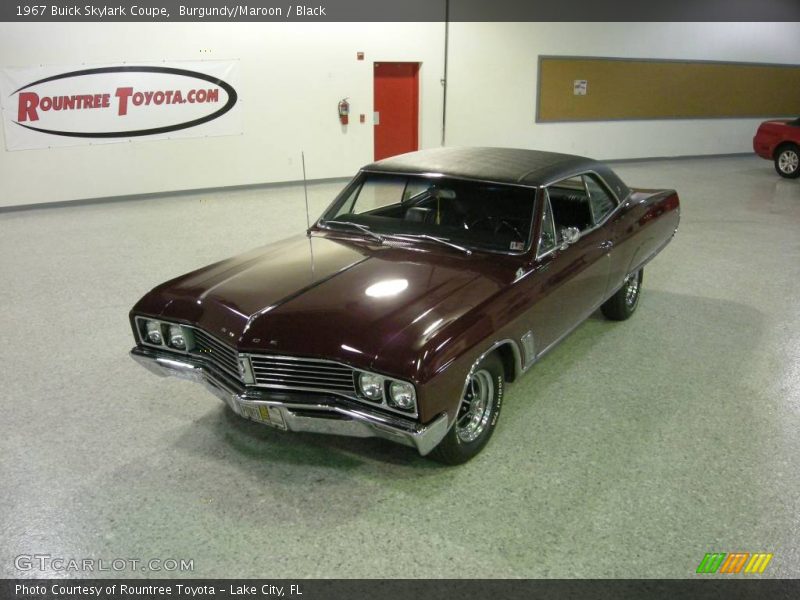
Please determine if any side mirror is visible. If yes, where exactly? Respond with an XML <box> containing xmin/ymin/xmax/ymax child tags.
<box><xmin>560</xmin><ymin>226</ymin><xmax>581</xmax><ymax>248</ymax></box>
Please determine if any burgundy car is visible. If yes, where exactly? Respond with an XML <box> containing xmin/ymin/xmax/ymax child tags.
<box><xmin>129</xmin><ymin>147</ymin><xmax>680</xmax><ymax>464</ymax></box>
<box><xmin>753</xmin><ymin>117</ymin><xmax>800</xmax><ymax>178</ymax></box>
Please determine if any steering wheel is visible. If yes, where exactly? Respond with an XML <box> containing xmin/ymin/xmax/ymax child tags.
<box><xmin>468</xmin><ymin>216</ymin><xmax>525</xmax><ymax>241</ymax></box>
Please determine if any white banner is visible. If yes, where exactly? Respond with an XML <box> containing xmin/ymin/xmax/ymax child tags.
<box><xmin>0</xmin><ymin>60</ymin><xmax>241</xmax><ymax>150</ymax></box>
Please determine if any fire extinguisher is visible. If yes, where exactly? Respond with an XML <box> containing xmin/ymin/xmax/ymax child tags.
<box><xmin>338</xmin><ymin>98</ymin><xmax>350</xmax><ymax>125</ymax></box>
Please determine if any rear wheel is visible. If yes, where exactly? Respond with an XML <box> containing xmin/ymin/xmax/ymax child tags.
<box><xmin>774</xmin><ymin>143</ymin><xmax>800</xmax><ymax>178</ymax></box>
<box><xmin>601</xmin><ymin>268</ymin><xmax>642</xmax><ymax>321</ymax></box>
<box><xmin>430</xmin><ymin>353</ymin><xmax>504</xmax><ymax>465</ymax></box>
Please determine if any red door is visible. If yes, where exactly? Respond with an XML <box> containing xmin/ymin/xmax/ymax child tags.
<box><xmin>373</xmin><ymin>62</ymin><xmax>419</xmax><ymax>161</ymax></box>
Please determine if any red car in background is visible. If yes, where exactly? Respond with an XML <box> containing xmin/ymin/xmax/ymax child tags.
<box><xmin>753</xmin><ymin>117</ymin><xmax>800</xmax><ymax>178</ymax></box>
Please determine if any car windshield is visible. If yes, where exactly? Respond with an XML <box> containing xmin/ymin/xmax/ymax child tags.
<box><xmin>319</xmin><ymin>173</ymin><xmax>536</xmax><ymax>253</ymax></box>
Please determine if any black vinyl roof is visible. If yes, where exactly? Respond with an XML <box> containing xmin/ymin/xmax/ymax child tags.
<box><xmin>363</xmin><ymin>147</ymin><xmax>605</xmax><ymax>187</ymax></box>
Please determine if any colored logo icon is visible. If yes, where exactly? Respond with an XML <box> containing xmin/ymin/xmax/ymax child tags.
<box><xmin>696</xmin><ymin>553</ymin><xmax>773</xmax><ymax>574</ymax></box>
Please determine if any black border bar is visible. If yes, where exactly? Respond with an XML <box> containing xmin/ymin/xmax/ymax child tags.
<box><xmin>3</xmin><ymin>579</ymin><xmax>800</xmax><ymax>600</ymax></box>
<box><xmin>1</xmin><ymin>0</ymin><xmax>800</xmax><ymax>22</ymax></box>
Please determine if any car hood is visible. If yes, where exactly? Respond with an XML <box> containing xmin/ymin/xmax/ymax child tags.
<box><xmin>135</xmin><ymin>234</ymin><xmax>509</xmax><ymax>373</ymax></box>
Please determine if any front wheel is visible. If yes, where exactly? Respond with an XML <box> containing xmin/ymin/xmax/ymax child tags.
<box><xmin>601</xmin><ymin>268</ymin><xmax>642</xmax><ymax>321</ymax></box>
<box><xmin>430</xmin><ymin>353</ymin><xmax>504</xmax><ymax>465</ymax></box>
<box><xmin>774</xmin><ymin>144</ymin><xmax>800</xmax><ymax>178</ymax></box>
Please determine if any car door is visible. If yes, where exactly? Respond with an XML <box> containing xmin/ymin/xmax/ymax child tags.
<box><xmin>519</xmin><ymin>178</ymin><xmax>612</xmax><ymax>357</ymax></box>
<box><xmin>582</xmin><ymin>172</ymin><xmax>627</xmax><ymax>297</ymax></box>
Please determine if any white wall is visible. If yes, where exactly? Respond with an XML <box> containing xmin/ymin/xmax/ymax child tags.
<box><xmin>0</xmin><ymin>22</ymin><xmax>445</xmax><ymax>206</ymax></box>
<box><xmin>445</xmin><ymin>22</ymin><xmax>800</xmax><ymax>159</ymax></box>
<box><xmin>1</xmin><ymin>22</ymin><xmax>799</xmax><ymax>207</ymax></box>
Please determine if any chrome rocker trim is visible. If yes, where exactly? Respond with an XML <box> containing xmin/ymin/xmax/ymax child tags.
<box><xmin>130</xmin><ymin>347</ymin><xmax>448</xmax><ymax>456</ymax></box>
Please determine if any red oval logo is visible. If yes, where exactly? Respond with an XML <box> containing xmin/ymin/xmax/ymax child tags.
<box><xmin>12</xmin><ymin>65</ymin><xmax>238</xmax><ymax>138</ymax></box>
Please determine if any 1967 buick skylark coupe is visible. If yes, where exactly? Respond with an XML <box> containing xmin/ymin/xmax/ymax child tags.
<box><xmin>130</xmin><ymin>147</ymin><xmax>679</xmax><ymax>464</ymax></box>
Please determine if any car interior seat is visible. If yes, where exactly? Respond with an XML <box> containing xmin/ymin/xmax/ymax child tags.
<box><xmin>404</xmin><ymin>206</ymin><xmax>435</xmax><ymax>223</ymax></box>
<box><xmin>549</xmin><ymin>192</ymin><xmax>593</xmax><ymax>231</ymax></box>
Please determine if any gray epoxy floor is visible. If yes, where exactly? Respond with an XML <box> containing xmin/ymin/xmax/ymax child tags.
<box><xmin>1</xmin><ymin>156</ymin><xmax>798</xmax><ymax>578</ymax></box>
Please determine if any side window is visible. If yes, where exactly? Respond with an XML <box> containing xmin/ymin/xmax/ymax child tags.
<box><xmin>402</xmin><ymin>180</ymin><xmax>431</xmax><ymax>202</ymax></box>
<box><xmin>547</xmin><ymin>175</ymin><xmax>593</xmax><ymax>233</ymax></box>
<box><xmin>585</xmin><ymin>175</ymin><xmax>617</xmax><ymax>224</ymax></box>
<box><xmin>538</xmin><ymin>190</ymin><xmax>557</xmax><ymax>255</ymax></box>
<box><xmin>334</xmin><ymin>177</ymin><xmax>406</xmax><ymax>217</ymax></box>
<box><xmin>337</xmin><ymin>183</ymin><xmax>361</xmax><ymax>215</ymax></box>
<box><xmin>355</xmin><ymin>177</ymin><xmax>406</xmax><ymax>213</ymax></box>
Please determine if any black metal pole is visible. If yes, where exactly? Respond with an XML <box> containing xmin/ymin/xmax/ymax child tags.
<box><xmin>441</xmin><ymin>0</ymin><xmax>449</xmax><ymax>147</ymax></box>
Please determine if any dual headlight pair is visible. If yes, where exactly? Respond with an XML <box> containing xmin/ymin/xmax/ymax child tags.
<box><xmin>357</xmin><ymin>372</ymin><xmax>416</xmax><ymax>413</ymax></box>
<box><xmin>138</xmin><ymin>318</ymin><xmax>192</xmax><ymax>352</ymax></box>
<box><xmin>137</xmin><ymin>317</ymin><xmax>416</xmax><ymax>414</ymax></box>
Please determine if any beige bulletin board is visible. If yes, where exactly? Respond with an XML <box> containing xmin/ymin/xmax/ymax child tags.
<box><xmin>536</xmin><ymin>56</ymin><xmax>800</xmax><ymax>122</ymax></box>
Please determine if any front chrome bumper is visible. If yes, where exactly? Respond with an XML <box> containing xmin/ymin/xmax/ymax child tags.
<box><xmin>129</xmin><ymin>347</ymin><xmax>448</xmax><ymax>456</ymax></box>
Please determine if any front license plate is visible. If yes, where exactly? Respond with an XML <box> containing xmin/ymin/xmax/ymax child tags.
<box><xmin>238</xmin><ymin>402</ymin><xmax>287</xmax><ymax>430</ymax></box>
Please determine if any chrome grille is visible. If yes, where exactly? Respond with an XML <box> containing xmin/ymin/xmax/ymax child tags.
<box><xmin>248</xmin><ymin>355</ymin><xmax>356</xmax><ymax>396</ymax></box>
<box><xmin>192</xmin><ymin>329</ymin><xmax>241</xmax><ymax>381</ymax></box>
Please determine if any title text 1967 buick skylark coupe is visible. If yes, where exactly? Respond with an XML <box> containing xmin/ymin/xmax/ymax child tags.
<box><xmin>130</xmin><ymin>147</ymin><xmax>680</xmax><ymax>464</ymax></box>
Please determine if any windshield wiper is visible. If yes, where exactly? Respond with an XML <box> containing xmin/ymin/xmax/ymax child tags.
<box><xmin>322</xmin><ymin>220</ymin><xmax>384</xmax><ymax>244</ymax></box>
<box><xmin>388</xmin><ymin>233</ymin><xmax>472</xmax><ymax>256</ymax></box>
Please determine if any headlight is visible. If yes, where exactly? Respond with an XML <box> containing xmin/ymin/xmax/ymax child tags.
<box><xmin>357</xmin><ymin>372</ymin><xmax>417</xmax><ymax>414</ymax></box>
<box><xmin>145</xmin><ymin>320</ymin><xmax>163</xmax><ymax>345</ymax></box>
<box><xmin>138</xmin><ymin>318</ymin><xmax>193</xmax><ymax>351</ymax></box>
<box><xmin>168</xmin><ymin>325</ymin><xmax>186</xmax><ymax>350</ymax></box>
<box><xmin>388</xmin><ymin>381</ymin><xmax>416</xmax><ymax>411</ymax></box>
<box><xmin>358</xmin><ymin>373</ymin><xmax>384</xmax><ymax>401</ymax></box>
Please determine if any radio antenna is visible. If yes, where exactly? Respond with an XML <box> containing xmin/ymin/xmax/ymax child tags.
<box><xmin>301</xmin><ymin>151</ymin><xmax>315</xmax><ymax>278</ymax></box>
<box><xmin>301</xmin><ymin>151</ymin><xmax>311</xmax><ymax>231</ymax></box>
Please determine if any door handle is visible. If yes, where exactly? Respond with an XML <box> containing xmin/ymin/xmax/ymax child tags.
<box><xmin>600</xmin><ymin>240</ymin><xmax>614</xmax><ymax>250</ymax></box>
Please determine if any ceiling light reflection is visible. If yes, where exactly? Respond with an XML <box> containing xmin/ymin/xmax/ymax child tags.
<box><xmin>365</xmin><ymin>279</ymin><xmax>408</xmax><ymax>298</ymax></box>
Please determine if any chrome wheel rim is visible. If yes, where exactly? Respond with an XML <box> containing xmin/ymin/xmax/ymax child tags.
<box><xmin>456</xmin><ymin>369</ymin><xmax>495</xmax><ymax>443</ymax></box>
<box><xmin>778</xmin><ymin>150</ymin><xmax>799</xmax><ymax>174</ymax></box>
<box><xmin>624</xmin><ymin>271</ymin><xmax>640</xmax><ymax>308</ymax></box>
